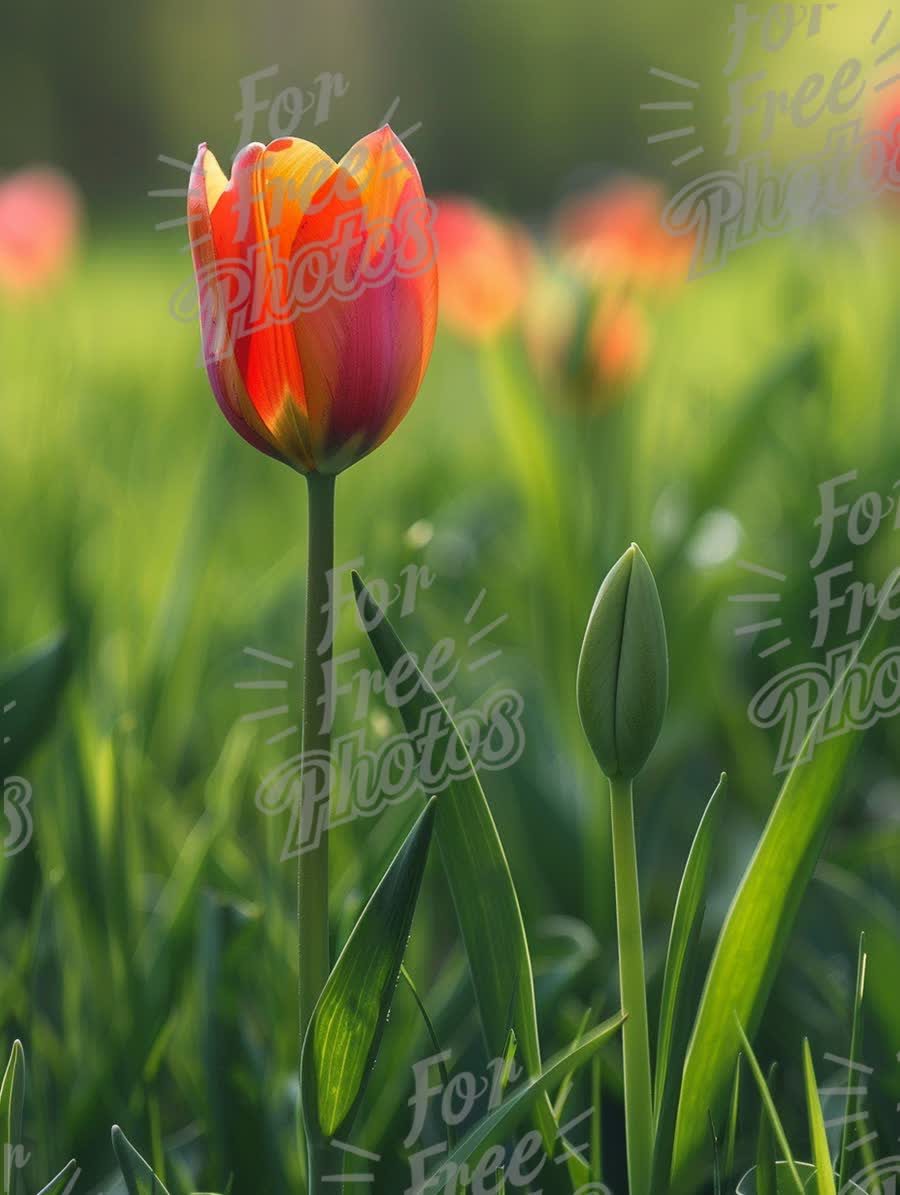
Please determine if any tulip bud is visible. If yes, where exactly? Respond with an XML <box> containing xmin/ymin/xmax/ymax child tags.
<box><xmin>577</xmin><ymin>543</ymin><xmax>668</xmax><ymax>781</ymax></box>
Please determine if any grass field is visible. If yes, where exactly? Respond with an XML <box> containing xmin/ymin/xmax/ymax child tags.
<box><xmin>2</xmin><ymin>200</ymin><xmax>900</xmax><ymax>1195</ymax></box>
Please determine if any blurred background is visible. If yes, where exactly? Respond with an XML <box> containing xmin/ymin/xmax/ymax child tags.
<box><xmin>2</xmin><ymin>1</ymin><xmax>900</xmax><ymax>1193</ymax></box>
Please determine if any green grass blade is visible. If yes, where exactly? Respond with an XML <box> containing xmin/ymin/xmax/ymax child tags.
<box><xmin>400</xmin><ymin>964</ymin><xmax>455</xmax><ymax>1151</ymax></box>
<box><xmin>407</xmin><ymin>1011</ymin><xmax>626</xmax><ymax>1195</ymax></box>
<box><xmin>837</xmin><ymin>933</ymin><xmax>867</xmax><ymax>1191</ymax></box>
<box><xmin>111</xmin><ymin>1126</ymin><xmax>172</xmax><ymax>1195</ymax></box>
<box><xmin>35</xmin><ymin>1160</ymin><xmax>79</xmax><ymax>1195</ymax></box>
<box><xmin>737</xmin><ymin>1021</ymin><xmax>805</xmax><ymax>1195</ymax></box>
<box><xmin>301</xmin><ymin>799</ymin><xmax>436</xmax><ymax>1144</ymax></box>
<box><xmin>802</xmin><ymin>1040</ymin><xmax>837</xmax><ymax>1195</ymax></box>
<box><xmin>725</xmin><ymin>1053</ymin><xmax>743</xmax><ymax>1184</ymax></box>
<box><xmin>671</xmin><ymin>612</ymin><xmax>883</xmax><ymax>1184</ymax></box>
<box><xmin>654</xmin><ymin>773</ymin><xmax>726</xmax><ymax>1134</ymax></box>
<box><xmin>352</xmin><ymin>572</ymin><xmax>558</xmax><ymax>1152</ymax></box>
<box><xmin>0</xmin><ymin>1041</ymin><xmax>25</xmax><ymax>1195</ymax></box>
<box><xmin>756</xmin><ymin>1064</ymin><xmax>778</xmax><ymax>1195</ymax></box>
<box><xmin>650</xmin><ymin>782</ymin><xmax>724</xmax><ymax>1192</ymax></box>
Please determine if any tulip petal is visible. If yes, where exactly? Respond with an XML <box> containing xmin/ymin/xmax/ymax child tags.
<box><xmin>205</xmin><ymin>143</ymin><xmax>318</xmax><ymax>470</ymax></box>
<box><xmin>188</xmin><ymin>144</ymin><xmax>288</xmax><ymax>464</ymax></box>
<box><xmin>288</xmin><ymin>127</ymin><xmax>438</xmax><ymax>472</ymax></box>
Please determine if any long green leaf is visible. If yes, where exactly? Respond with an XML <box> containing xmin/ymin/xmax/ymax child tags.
<box><xmin>802</xmin><ymin>1040</ymin><xmax>837</xmax><ymax>1195</ymax></box>
<box><xmin>352</xmin><ymin>572</ymin><xmax>558</xmax><ymax>1153</ymax></box>
<box><xmin>671</xmin><ymin>614</ymin><xmax>883</xmax><ymax>1184</ymax></box>
<box><xmin>408</xmin><ymin>1011</ymin><xmax>626</xmax><ymax>1195</ymax></box>
<box><xmin>111</xmin><ymin>1126</ymin><xmax>172</xmax><ymax>1195</ymax></box>
<box><xmin>301</xmin><ymin>799</ymin><xmax>436</xmax><ymax>1144</ymax></box>
<box><xmin>0</xmin><ymin>1041</ymin><xmax>25</xmax><ymax>1195</ymax></box>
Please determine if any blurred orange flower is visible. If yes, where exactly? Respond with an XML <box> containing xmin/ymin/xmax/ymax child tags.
<box><xmin>188</xmin><ymin>127</ymin><xmax>438</xmax><ymax>474</ymax></box>
<box><xmin>554</xmin><ymin>178</ymin><xmax>692</xmax><ymax>285</ymax></box>
<box><xmin>433</xmin><ymin>196</ymin><xmax>532</xmax><ymax>342</ymax></box>
<box><xmin>0</xmin><ymin>167</ymin><xmax>81</xmax><ymax>296</ymax></box>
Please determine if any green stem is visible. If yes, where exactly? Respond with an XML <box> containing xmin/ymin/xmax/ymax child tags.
<box><xmin>299</xmin><ymin>471</ymin><xmax>335</xmax><ymax>1050</ymax></box>
<box><xmin>609</xmin><ymin>776</ymin><xmax>653</xmax><ymax>1195</ymax></box>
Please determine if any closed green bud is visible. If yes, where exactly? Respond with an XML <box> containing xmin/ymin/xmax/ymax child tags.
<box><xmin>577</xmin><ymin>543</ymin><xmax>668</xmax><ymax>781</ymax></box>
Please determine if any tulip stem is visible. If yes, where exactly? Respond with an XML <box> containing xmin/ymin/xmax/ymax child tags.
<box><xmin>609</xmin><ymin>775</ymin><xmax>653</xmax><ymax>1195</ymax></box>
<box><xmin>299</xmin><ymin>471</ymin><xmax>335</xmax><ymax>1052</ymax></box>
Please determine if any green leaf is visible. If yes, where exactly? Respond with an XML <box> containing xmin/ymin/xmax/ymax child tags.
<box><xmin>35</xmin><ymin>1160</ymin><xmax>79</xmax><ymax>1195</ymax></box>
<box><xmin>670</xmin><ymin>615</ymin><xmax>882</xmax><ymax>1184</ymax></box>
<box><xmin>301</xmin><ymin>799</ymin><xmax>436</xmax><ymax>1143</ymax></box>
<box><xmin>736</xmin><ymin>1021</ymin><xmax>805</xmax><ymax>1195</ymax></box>
<box><xmin>802</xmin><ymin>1040</ymin><xmax>837</xmax><ymax>1195</ymax></box>
<box><xmin>0</xmin><ymin>633</ymin><xmax>70</xmax><ymax>777</ymax></box>
<box><xmin>650</xmin><ymin>774</ymin><xmax>726</xmax><ymax>1185</ymax></box>
<box><xmin>351</xmin><ymin>572</ymin><xmax>558</xmax><ymax>1153</ymax></box>
<box><xmin>407</xmin><ymin>1011</ymin><xmax>626</xmax><ymax>1195</ymax></box>
<box><xmin>0</xmin><ymin>1041</ymin><xmax>25</xmax><ymax>1195</ymax></box>
<box><xmin>111</xmin><ymin>1126</ymin><xmax>172</xmax><ymax>1195</ymax></box>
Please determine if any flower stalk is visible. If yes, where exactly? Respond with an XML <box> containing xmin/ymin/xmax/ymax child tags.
<box><xmin>609</xmin><ymin>775</ymin><xmax>653</xmax><ymax>1195</ymax></box>
<box><xmin>299</xmin><ymin>470</ymin><xmax>335</xmax><ymax>1047</ymax></box>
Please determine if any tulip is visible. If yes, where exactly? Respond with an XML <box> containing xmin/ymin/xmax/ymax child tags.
<box><xmin>554</xmin><ymin>177</ymin><xmax>692</xmax><ymax>286</ymax></box>
<box><xmin>577</xmin><ymin>543</ymin><xmax>669</xmax><ymax>1195</ymax></box>
<box><xmin>0</xmin><ymin>167</ymin><xmax>81</xmax><ymax>296</ymax></box>
<box><xmin>577</xmin><ymin>543</ymin><xmax>668</xmax><ymax>781</ymax></box>
<box><xmin>188</xmin><ymin>126</ymin><xmax>438</xmax><ymax>475</ymax></box>
<box><xmin>187</xmin><ymin>126</ymin><xmax>438</xmax><ymax>1078</ymax></box>
<box><xmin>432</xmin><ymin>195</ymin><xmax>532</xmax><ymax>342</ymax></box>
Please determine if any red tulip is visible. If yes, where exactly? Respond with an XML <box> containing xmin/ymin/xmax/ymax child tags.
<box><xmin>0</xmin><ymin>167</ymin><xmax>81</xmax><ymax>296</ymax></box>
<box><xmin>432</xmin><ymin>196</ymin><xmax>532</xmax><ymax>342</ymax></box>
<box><xmin>188</xmin><ymin>126</ymin><xmax>438</xmax><ymax>474</ymax></box>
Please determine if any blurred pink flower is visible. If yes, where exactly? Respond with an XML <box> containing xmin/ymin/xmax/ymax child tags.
<box><xmin>0</xmin><ymin>167</ymin><xmax>81</xmax><ymax>296</ymax></box>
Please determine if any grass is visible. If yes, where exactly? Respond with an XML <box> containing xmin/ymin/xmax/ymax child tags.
<box><xmin>2</xmin><ymin>215</ymin><xmax>900</xmax><ymax>1193</ymax></box>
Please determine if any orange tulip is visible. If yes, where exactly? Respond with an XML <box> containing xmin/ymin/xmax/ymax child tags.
<box><xmin>0</xmin><ymin>167</ymin><xmax>81</xmax><ymax>296</ymax></box>
<box><xmin>554</xmin><ymin>178</ymin><xmax>692</xmax><ymax>285</ymax></box>
<box><xmin>188</xmin><ymin>126</ymin><xmax>438</xmax><ymax>474</ymax></box>
<box><xmin>432</xmin><ymin>195</ymin><xmax>532</xmax><ymax>342</ymax></box>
